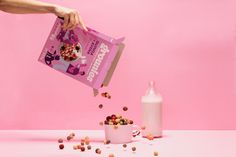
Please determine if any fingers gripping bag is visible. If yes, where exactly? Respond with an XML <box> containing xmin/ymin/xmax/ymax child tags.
<box><xmin>38</xmin><ymin>18</ymin><xmax>125</xmax><ymax>95</ymax></box>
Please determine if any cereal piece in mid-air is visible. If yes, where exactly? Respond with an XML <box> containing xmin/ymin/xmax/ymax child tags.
<box><xmin>101</xmin><ymin>92</ymin><xmax>111</xmax><ymax>99</ymax></box>
<box><xmin>98</xmin><ymin>104</ymin><xmax>103</xmax><ymax>109</ymax></box>
<box><xmin>123</xmin><ymin>106</ymin><xmax>128</xmax><ymax>111</ymax></box>
<box><xmin>99</xmin><ymin>121</ymin><xmax>104</xmax><ymax>126</ymax></box>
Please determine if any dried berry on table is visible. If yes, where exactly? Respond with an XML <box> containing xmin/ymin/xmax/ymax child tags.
<box><xmin>67</xmin><ymin>136</ymin><xmax>72</xmax><ymax>141</ymax></box>
<box><xmin>80</xmin><ymin>146</ymin><xmax>85</xmax><ymax>152</ymax></box>
<box><xmin>109</xmin><ymin>154</ymin><xmax>115</xmax><ymax>157</ymax></box>
<box><xmin>58</xmin><ymin>138</ymin><xmax>63</xmax><ymax>143</ymax></box>
<box><xmin>87</xmin><ymin>145</ymin><xmax>92</xmax><ymax>150</ymax></box>
<box><xmin>122</xmin><ymin>144</ymin><xmax>127</xmax><ymax>148</ymax></box>
<box><xmin>73</xmin><ymin>145</ymin><xmax>77</xmax><ymax>150</ymax></box>
<box><xmin>59</xmin><ymin>144</ymin><xmax>64</xmax><ymax>149</ymax></box>
<box><xmin>104</xmin><ymin>139</ymin><xmax>111</xmax><ymax>145</ymax></box>
<box><xmin>141</xmin><ymin>126</ymin><xmax>146</xmax><ymax>130</ymax></box>
<box><xmin>132</xmin><ymin>147</ymin><xmax>136</xmax><ymax>152</ymax></box>
<box><xmin>154</xmin><ymin>151</ymin><xmax>159</xmax><ymax>156</ymax></box>
<box><xmin>95</xmin><ymin>148</ymin><xmax>102</xmax><ymax>154</ymax></box>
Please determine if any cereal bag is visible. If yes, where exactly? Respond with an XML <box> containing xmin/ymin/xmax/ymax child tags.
<box><xmin>38</xmin><ymin>18</ymin><xmax>125</xmax><ymax>95</ymax></box>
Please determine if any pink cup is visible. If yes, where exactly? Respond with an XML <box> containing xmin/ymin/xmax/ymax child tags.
<box><xmin>104</xmin><ymin>124</ymin><xmax>140</xmax><ymax>144</ymax></box>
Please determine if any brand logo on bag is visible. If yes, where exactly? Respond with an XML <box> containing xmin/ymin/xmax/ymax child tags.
<box><xmin>87</xmin><ymin>43</ymin><xmax>109</xmax><ymax>82</ymax></box>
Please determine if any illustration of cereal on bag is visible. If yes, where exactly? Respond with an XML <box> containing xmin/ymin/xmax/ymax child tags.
<box><xmin>44</xmin><ymin>22</ymin><xmax>87</xmax><ymax>77</ymax></box>
<box><xmin>39</xmin><ymin>18</ymin><xmax>125</xmax><ymax>95</ymax></box>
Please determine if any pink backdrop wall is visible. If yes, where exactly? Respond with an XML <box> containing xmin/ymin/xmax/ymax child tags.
<box><xmin>0</xmin><ymin>0</ymin><xmax>236</xmax><ymax>130</ymax></box>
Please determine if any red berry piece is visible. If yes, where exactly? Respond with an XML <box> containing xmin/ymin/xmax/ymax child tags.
<box><xmin>58</xmin><ymin>138</ymin><xmax>63</xmax><ymax>143</ymax></box>
<box><xmin>59</xmin><ymin>144</ymin><xmax>64</xmax><ymax>150</ymax></box>
<box><xmin>123</xmin><ymin>106</ymin><xmax>128</xmax><ymax>111</ymax></box>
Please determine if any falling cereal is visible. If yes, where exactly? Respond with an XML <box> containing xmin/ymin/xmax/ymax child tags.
<box><xmin>123</xmin><ymin>106</ymin><xmax>128</xmax><ymax>111</ymax></box>
<box><xmin>99</xmin><ymin>121</ymin><xmax>104</xmax><ymax>126</ymax></box>
<box><xmin>98</xmin><ymin>104</ymin><xmax>103</xmax><ymax>109</ymax></box>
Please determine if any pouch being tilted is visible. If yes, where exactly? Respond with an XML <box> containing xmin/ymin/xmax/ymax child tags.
<box><xmin>38</xmin><ymin>18</ymin><xmax>125</xmax><ymax>95</ymax></box>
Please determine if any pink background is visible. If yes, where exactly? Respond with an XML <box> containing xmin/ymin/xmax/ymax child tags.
<box><xmin>0</xmin><ymin>0</ymin><xmax>236</xmax><ymax>130</ymax></box>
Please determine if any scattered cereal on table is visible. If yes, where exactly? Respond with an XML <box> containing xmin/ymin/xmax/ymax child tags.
<box><xmin>109</xmin><ymin>153</ymin><xmax>115</xmax><ymax>157</ymax></box>
<box><xmin>80</xmin><ymin>146</ymin><xmax>85</xmax><ymax>152</ymax></box>
<box><xmin>87</xmin><ymin>145</ymin><xmax>92</xmax><ymax>150</ymax></box>
<box><xmin>154</xmin><ymin>151</ymin><xmax>159</xmax><ymax>156</ymax></box>
<box><xmin>76</xmin><ymin>145</ymin><xmax>81</xmax><ymax>149</ymax></box>
<box><xmin>122</xmin><ymin>144</ymin><xmax>127</xmax><ymax>148</ymax></box>
<box><xmin>132</xmin><ymin>147</ymin><xmax>136</xmax><ymax>152</ymax></box>
<box><xmin>73</xmin><ymin>145</ymin><xmax>77</xmax><ymax>150</ymax></box>
<box><xmin>58</xmin><ymin>138</ymin><xmax>63</xmax><ymax>143</ymax></box>
<box><xmin>95</xmin><ymin>148</ymin><xmax>102</xmax><ymax>154</ymax></box>
<box><xmin>70</xmin><ymin>133</ymin><xmax>75</xmax><ymax>137</ymax></box>
<box><xmin>67</xmin><ymin>136</ymin><xmax>72</xmax><ymax>141</ymax></box>
<box><xmin>59</xmin><ymin>144</ymin><xmax>64</xmax><ymax>150</ymax></box>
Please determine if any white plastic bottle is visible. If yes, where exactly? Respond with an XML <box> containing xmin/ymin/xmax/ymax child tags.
<box><xmin>141</xmin><ymin>81</ymin><xmax>162</xmax><ymax>138</ymax></box>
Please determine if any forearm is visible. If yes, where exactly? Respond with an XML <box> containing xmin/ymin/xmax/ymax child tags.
<box><xmin>0</xmin><ymin>0</ymin><xmax>57</xmax><ymax>14</ymax></box>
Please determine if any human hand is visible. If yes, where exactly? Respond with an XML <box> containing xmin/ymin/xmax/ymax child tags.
<box><xmin>53</xmin><ymin>5</ymin><xmax>87</xmax><ymax>31</ymax></box>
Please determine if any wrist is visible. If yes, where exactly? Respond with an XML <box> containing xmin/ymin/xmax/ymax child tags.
<box><xmin>45</xmin><ymin>4</ymin><xmax>58</xmax><ymax>14</ymax></box>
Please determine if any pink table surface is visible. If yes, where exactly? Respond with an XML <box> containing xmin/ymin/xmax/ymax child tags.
<box><xmin>0</xmin><ymin>130</ymin><xmax>235</xmax><ymax>157</ymax></box>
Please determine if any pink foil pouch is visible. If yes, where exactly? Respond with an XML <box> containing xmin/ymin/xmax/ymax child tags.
<box><xmin>38</xmin><ymin>18</ymin><xmax>125</xmax><ymax>95</ymax></box>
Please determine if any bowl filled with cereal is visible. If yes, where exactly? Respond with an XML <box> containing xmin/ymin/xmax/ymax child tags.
<box><xmin>104</xmin><ymin>114</ymin><xmax>140</xmax><ymax>144</ymax></box>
